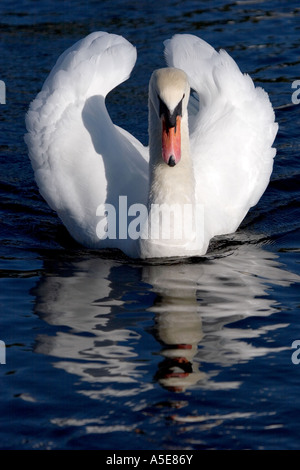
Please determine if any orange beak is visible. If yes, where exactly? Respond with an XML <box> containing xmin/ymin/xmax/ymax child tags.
<box><xmin>162</xmin><ymin>115</ymin><xmax>181</xmax><ymax>167</ymax></box>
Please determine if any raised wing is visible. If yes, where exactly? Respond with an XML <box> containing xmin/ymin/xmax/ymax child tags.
<box><xmin>164</xmin><ymin>34</ymin><xmax>278</xmax><ymax>238</ymax></box>
<box><xmin>25</xmin><ymin>32</ymin><xmax>148</xmax><ymax>249</ymax></box>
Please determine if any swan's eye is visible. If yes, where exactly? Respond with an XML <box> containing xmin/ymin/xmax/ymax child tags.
<box><xmin>173</xmin><ymin>96</ymin><xmax>183</xmax><ymax>119</ymax></box>
<box><xmin>158</xmin><ymin>95</ymin><xmax>183</xmax><ymax>129</ymax></box>
<box><xmin>158</xmin><ymin>95</ymin><xmax>168</xmax><ymax>118</ymax></box>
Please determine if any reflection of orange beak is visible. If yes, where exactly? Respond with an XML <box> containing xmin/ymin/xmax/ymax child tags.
<box><xmin>162</xmin><ymin>115</ymin><xmax>181</xmax><ymax>167</ymax></box>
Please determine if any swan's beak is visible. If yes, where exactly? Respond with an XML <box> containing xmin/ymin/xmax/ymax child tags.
<box><xmin>161</xmin><ymin>115</ymin><xmax>181</xmax><ymax>167</ymax></box>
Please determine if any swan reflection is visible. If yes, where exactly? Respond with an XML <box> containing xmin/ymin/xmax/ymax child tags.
<box><xmin>143</xmin><ymin>263</ymin><xmax>204</xmax><ymax>392</ymax></box>
<box><xmin>32</xmin><ymin>243</ymin><xmax>297</xmax><ymax>394</ymax></box>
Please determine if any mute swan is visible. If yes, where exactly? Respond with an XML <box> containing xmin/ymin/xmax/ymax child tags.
<box><xmin>25</xmin><ymin>32</ymin><xmax>278</xmax><ymax>259</ymax></box>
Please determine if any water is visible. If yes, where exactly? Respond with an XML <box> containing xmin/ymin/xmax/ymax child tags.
<box><xmin>0</xmin><ymin>0</ymin><xmax>300</xmax><ymax>450</ymax></box>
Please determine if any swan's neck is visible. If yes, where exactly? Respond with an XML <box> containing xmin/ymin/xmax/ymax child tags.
<box><xmin>138</xmin><ymin>101</ymin><xmax>199</xmax><ymax>258</ymax></box>
<box><xmin>148</xmin><ymin>101</ymin><xmax>195</xmax><ymax>208</ymax></box>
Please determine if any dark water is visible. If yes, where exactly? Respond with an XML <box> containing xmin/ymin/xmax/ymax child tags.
<box><xmin>1</xmin><ymin>0</ymin><xmax>300</xmax><ymax>450</ymax></box>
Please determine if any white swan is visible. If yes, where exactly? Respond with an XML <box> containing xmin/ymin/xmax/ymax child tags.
<box><xmin>25</xmin><ymin>32</ymin><xmax>278</xmax><ymax>259</ymax></box>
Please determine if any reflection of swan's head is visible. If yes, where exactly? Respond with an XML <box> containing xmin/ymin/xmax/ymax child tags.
<box><xmin>143</xmin><ymin>263</ymin><xmax>203</xmax><ymax>392</ymax></box>
<box><xmin>149</xmin><ymin>68</ymin><xmax>190</xmax><ymax>167</ymax></box>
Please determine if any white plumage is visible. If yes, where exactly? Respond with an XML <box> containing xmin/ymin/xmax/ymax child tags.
<box><xmin>166</xmin><ymin>35</ymin><xmax>277</xmax><ymax>237</ymax></box>
<box><xmin>25</xmin><ymin>32</ymin><xmax>278</xmax><ymax>259</ymax></box>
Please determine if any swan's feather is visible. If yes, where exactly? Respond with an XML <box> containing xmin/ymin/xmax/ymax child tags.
<box><xmin>25</xmin><ymin>32</ymin><xmax>148</xmax><ymax>252</ymax></box>
<box><xmin>164</xmin><ymin>34</ymin><xmax>278</xmax><ymax>237</ymax></box>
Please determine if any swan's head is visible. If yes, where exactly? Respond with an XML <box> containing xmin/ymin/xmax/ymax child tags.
<box><xmin>149</xmin><ymin>68</ymin><xmax>190</xmax><ymax>167</ymax></box>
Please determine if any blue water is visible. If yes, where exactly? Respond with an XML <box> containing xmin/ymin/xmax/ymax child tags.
<box><xmin>1</xmin><ymin>0</ymin><xmax>300</xmax><ymax>450</ymax></box>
